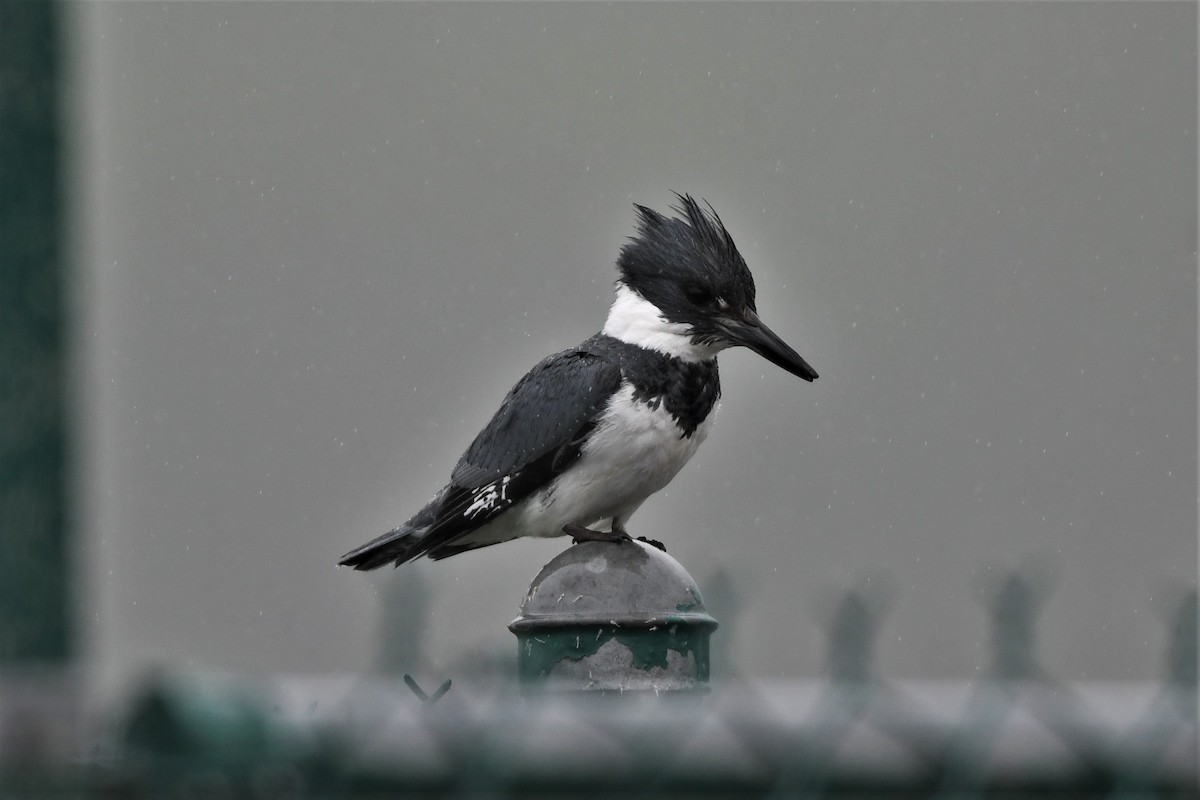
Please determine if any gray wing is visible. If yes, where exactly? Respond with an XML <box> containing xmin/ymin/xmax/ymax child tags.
<box><xmin>338</xmin><ymin>341</ymin><xmax>624</xmax><ymax>568</ymax></box>
<box><xmin>451</xmin><ymin>345</ymin><xmax>623</xmax><ymax>489</ymax></box>
<box><xmin>383</xmin><ymin>345</ymin><xmax>621</xmax><ymax>561</ymax></box>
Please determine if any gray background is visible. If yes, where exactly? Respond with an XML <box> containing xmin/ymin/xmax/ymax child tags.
<box><xmin>71</xmin><ymin>1</ymin><xmax>1195</xmax><ymax>694</ymax></box>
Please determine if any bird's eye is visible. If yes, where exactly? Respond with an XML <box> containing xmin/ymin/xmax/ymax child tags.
<box><xmin>685</xmin><ymin>285</ymin><xmax>716</xmax><ymax>307</ymax></box>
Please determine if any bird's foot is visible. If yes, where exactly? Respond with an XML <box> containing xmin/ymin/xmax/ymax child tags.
<box><xmin>564</xmin><ymin>522</ymin><xmax>633</xmax><ymax>546</ymax></box>
<box><xmin>563</xmin><ymin>523</ymin><xmax>666</xmax><ymax>552</ymax></box>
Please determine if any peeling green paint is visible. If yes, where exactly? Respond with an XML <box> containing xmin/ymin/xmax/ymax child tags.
<box><xmin>516</xmin><ymin>626</ymin><xmax>613</xmax><ymax>682</ymax></box>
<box><xmin>516</xmin><ymin>624</ymin><xmax>711</xmax><ymax>685</ymax></box>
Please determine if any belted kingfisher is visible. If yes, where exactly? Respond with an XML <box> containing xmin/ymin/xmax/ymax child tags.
<box><xmin>338</xmin><ymin>194</ymin><xmax>817</xmax><ymax>570</ymax></box>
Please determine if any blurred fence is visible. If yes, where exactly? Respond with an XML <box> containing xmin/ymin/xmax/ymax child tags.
<box><xmin>2</xmin><ymin>572</ymin><xmax>1194</xmax><ymax>798</ymax></box>
<box><xmin>0</xmin><ymin>5</ymin><xmax>1195</xmax><ymax>797</ymax></box>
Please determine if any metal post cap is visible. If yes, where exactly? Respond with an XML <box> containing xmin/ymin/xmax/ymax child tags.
<box><xmin>509</xmin><ymin>540</ymin><xmax>718</xmax><ymax>693</ymax></box>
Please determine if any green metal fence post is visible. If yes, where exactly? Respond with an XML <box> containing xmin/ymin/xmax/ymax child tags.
<box><xmin>509</xmin><ymin>540</ymin><xmax>718</xmax><ymax>694</ymax></box>
<box><xmin>0</xmin><ymin>0</ymin><xmax>71</xmax><ymax>663</ymax></box>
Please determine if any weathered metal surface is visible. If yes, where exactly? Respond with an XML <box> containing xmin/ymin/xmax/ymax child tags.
<box><xmin>510</xmin><ymin>540</ymin><xmax>718</xmax><ymax>693</ymax></box>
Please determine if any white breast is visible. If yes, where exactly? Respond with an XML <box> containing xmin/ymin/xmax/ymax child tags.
<box><xmin>517</xmin><ymin>383</ymin><xmax>717</xmax><ymax>536</ymax></box>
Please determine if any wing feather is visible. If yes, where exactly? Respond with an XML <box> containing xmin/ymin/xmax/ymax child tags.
<box><xmin>451</xmin><ymin>347</ymin><xmax>622</xmax><ymax>488</ymax></box>
<box><xmin>402</xmin><ymin>344</ymin><xmax>623</xmax><ymax>559</ymax></box>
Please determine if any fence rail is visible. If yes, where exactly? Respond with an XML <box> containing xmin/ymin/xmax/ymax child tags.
<box><xmin>3</xmin><ymin>578</ymin><xmax>1194</xmax><ymax>798</ymax></box>
<box><xmin>2</xmin><ymin>674</ymin><xmax>1193</xmax><ymax>798</ymax></box>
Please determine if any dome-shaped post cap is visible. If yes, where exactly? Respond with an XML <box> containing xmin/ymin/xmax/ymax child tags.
<box><xmin>509</xmin><ymin>539</ymin><xmax>718</xmax><ymax>694</ymax></box>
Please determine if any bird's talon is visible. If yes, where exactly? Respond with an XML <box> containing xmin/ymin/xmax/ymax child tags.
<box><xmin>636</xmin><ymin>536</ymin><xmax>666</xmax><ymax>552</ymax></box>
<box><xmin>565</xmin><ymin>523</ymin><xmax>634</xmax><ymax>545</ymax></box>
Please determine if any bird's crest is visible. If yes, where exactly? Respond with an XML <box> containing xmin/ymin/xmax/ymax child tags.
<box><xmin>618</xmin><ymin>193</ymin><xmax>756</xmax><ymax>311</ymax></box>
<box><xmin>629</xmin><ymin>193</ymin><xmax>739</xmax><ymax>263</ymax></box>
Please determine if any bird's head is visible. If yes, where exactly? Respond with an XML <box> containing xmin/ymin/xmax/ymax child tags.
<box><xmin>610</xmin><ymin>194</ymin><xmax>818</xmax><ymax>382</ymax></box>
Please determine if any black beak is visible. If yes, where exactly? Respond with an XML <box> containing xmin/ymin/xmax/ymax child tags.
<box><xmin>720</xmin><ymin>309</ymin><xmax>818</xmax><ymax>382</ymax></box>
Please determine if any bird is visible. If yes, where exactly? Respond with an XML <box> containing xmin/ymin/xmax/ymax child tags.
<box><xmin>338</xmin><ymin>194</ymin><xmax>818</xmax><ymax>570</ymax></box>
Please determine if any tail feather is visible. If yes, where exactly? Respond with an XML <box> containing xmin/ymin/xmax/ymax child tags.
<box><xmin>338</xmin><ymin>525</ymin><xmax>427</xmax><ymax>570</ymax></box>
<box><xmin>340</xmin><ymin>488</ymin><xmax>452</xmax><ymax>570</ymax></box>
